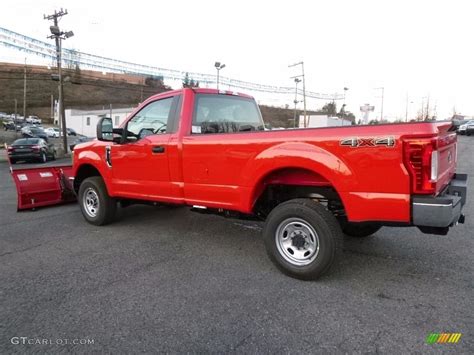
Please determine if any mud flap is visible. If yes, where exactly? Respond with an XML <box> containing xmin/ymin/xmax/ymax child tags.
<box><xmin>6</xmin><ymin>144</ymin><xmax>76</xmax><ymax>210</ymax></box>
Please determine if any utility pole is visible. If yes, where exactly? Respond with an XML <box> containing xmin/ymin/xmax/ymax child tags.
<box><xmin>289</xmin><ymin>62</ymin><xmax>307</xmax><ymax>127</ymax></box>
<box><xmin>374</xmin><ymin>87</ymin><xmax>384</xmax><ymax>121</ymax></box>
<box><xmin>425</xmin><ymin>95</ymin><xmax>430</xmax><ymax>120</ymax></box>
<box><xmin>380</xmin><ymin>87</ymin><xmax>384</xmax><ymax>121</ymax></box>
<box><xmin>14</xmin><ymin>99</ymin><xmax>18</xmax><ymax>137</ymax></box>
<box><xmin>405</xmin><ymin>93</ymin><xmax>408</xmax><ymax>122</ymax></box>
<box><xmin>44</xmin><ymin>8</ymin><xmax>74</xmax><ymax>153</ymax></box>
<box><xmin>50</xmin><ymin>94</ymin><xmax>54</xmax><ymax>121</ymax></box>
<box><xmin>420</xmin><ymin>96</ymin><xmax>427</xmax><ymax>121</ymax></box>
<box><xmin>405</xmin><ymin>94</ymin><xmax>414</xmax><ymax>122</ymax></box>
<box><xmin>23</xmin><ymin>58</ymin><xmax>27</xmax><ymax>119</ymax></box>
<box><xmin>293</xmin><ymin>78</ymin><xmax>301</xmax><ymax>128</ymax></box>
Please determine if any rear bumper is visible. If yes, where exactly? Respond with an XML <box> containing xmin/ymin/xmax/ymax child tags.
<box><xmin>9</xmin><ymin>152</ymin><xmax>42</xmax><ymax>160</ymax></box>
<box><xmin>412</xmin><ymin>173</ymin><xmax>467</xmax><ymax>234</ymax></box>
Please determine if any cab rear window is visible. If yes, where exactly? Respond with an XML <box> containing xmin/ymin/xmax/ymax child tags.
<box><xmin>13</xmin><ymin>138</ymin><xmax>40</xmax><ymax>145</ymax></box>
<box><xmin>192</xmin><ymin>94</ymin><xmax>264</xmax><ymax>134</ymax></box>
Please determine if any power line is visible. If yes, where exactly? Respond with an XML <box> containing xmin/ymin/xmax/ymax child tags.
<box><xmin>0</xmin><ymin>26</ymin><xmax>343</xmax><ymax>102</ymax></box>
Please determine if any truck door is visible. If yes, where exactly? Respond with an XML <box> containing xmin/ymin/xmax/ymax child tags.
<box><xmin>181</xmin><ymin>93</ymin><xmax>265</xmax><ymax>208</ymax></box>
<box><xmin>109</xmin><ymin>95</ymin><xmax>181</xmax><ymax>200</ymax></box>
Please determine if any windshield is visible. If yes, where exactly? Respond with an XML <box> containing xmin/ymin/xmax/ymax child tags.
<box><xmin>30</xmin><ymin>127</ymin><xmax>45</xmax><ymax>133</ymax></box>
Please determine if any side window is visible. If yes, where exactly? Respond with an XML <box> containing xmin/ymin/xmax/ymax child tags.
<box><xmin>192</xmin><ymin>94</ymin><xmax>264</xmax><ymax>134</ymax></box>
<box><xmin>127</xmin><ymin>97</ymin><xmax>174</xmax><ymax>139</ymax></box>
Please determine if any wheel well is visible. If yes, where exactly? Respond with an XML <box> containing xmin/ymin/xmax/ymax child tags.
<box><xmin>74</xmin><ymin>164</ymin><xmax>101</xmax><ymax>193</ymax></box>
<box><xmin>252</xmin><ymin>168</ymin><xmax>345</xmax><ymax>219</ymax></box>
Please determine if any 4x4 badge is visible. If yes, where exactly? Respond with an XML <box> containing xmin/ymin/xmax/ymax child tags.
<box><xmin>340</xmin><ymin>136</ymin><xmax>395</xmax><ymax>148</ymax></box>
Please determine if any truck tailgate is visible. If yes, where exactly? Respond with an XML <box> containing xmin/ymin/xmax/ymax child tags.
<box><xmin>436</xmin><ymin>123</ymin><xmax>457</xmax><ymax>193</ymax></box>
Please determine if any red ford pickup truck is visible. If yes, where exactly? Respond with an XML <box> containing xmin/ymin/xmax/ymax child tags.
<box><xmin>10</xmin><ymin>88</ymin><xmax>468</xmax><ymax>280</ymax></box>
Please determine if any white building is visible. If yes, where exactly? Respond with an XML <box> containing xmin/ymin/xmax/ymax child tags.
<box><xmin>56</xmin><ymin>107</ymin><xmax>136</xmax><ymax>137</ymax></box>
<box><xmin>298</xmin><ymin>114</ymin><xmax>352</xmax><ymax>128</ymax></box>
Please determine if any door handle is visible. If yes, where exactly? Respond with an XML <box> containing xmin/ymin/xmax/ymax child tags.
<box><xmin>152</xmin><ymin>146</ymin><xmax>165</xmax><ymax>153</ymax></box>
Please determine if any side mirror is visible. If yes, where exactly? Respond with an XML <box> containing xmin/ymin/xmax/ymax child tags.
<box><xmin>97</xmin><ymin>117</ymin><xmax>113</xmax><ymax>141</ymax></box>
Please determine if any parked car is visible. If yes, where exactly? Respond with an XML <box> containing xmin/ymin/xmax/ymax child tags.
<box><xmin>26</xmin><ymin>115</ymin><xmax>42</xmax><ymax>124</ymax></box>
<box><xmin>458</xmin><ymin>121</ymin><xmax>474</xmax><ymax>135</ymax></box>
<box><xmin>69</xmin><ymin>135</ymin><xmax>93</xmax><ymax>151</ymax></box>
<box><xmin>21</xmin><ymin>126</ymin><xmax>49</xmax><ymax>141</ymax></box>
<box><xmin>45</xmin><ymin>127</ymin><xmax>60</xmax><ymax>138</ymax></box>
<box><xmin>3</xmin><ymin>120</ymin><xmax>23</xmax><ymax>131</ymax></box>
<box><xmin>7</xmin><ymin>138</ymin><xmax>56</xmax><ymax>164</ymax></box>
<box><xmin>67</xmin><ymin>128</ymin><xmax>77</xmax><ymax>136</ymax></box>
<box><xmin>465</xmin><ymin>122</ymin><xmax>474</xmax><ymax>136</ymax></box>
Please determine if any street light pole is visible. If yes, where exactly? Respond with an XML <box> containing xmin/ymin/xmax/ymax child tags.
<box><xmin>215</xmin><ymin>62</ymin><xmax>226</xmax><ymax>90</ymax></box>
<box><xmin>289</xmin><ymin>62</ymin><xmax>307</xmax><ymax>127</ymax></box>
<box><xmin>341</xmin><ymin>87</ymin><xmax>349</xmax><ymax>126</ymax></box>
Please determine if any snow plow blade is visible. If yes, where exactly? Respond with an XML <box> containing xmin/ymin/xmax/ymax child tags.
<box><xmin>10</xmin><ymin>165</ymin><xmax>76</xmax><ymax>211</ymax></box>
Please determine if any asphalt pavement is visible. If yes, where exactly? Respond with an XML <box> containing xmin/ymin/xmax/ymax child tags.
<box><xmin>0</xmin><ymin>136</ymin><xmax>473</xmax><ymax>353</ymax></box>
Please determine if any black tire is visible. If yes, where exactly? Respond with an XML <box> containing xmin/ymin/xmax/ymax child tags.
<box><xmin>343</xmin><ymin>222</ymin><xmax>381</xmax><ymax>238</ymax></box>
<box><xmin>78</xmin><ymin>176</ymin><xmax>117</xmax><ymax>226</ymax></box>
<box><xmin>39</xmin><ymin>151</ymin><xmax>47</xmax><ymax>163</ymax></box>
<box><xmin>263</xmin><ymin>198</ymin><xmax>342</xmax><ymax>280</ymax></box>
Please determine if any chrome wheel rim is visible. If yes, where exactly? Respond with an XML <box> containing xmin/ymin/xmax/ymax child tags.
<box><xmin>275</xmin><ymin>218</ymin><xmax>320</xmax><ymax>266</ymax></box>
<box><xmin>42</xmin><ymin>153</ymin><xmax>46</xmax><ymax>162</ymax></box>
<box><xmin>83</xmin><ymin>187</ymin><xmax>99</xmax><ymax>218</ymax></box>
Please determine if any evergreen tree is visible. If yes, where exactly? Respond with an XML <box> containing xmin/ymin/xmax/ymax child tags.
<box><xmin>183</xmin><ymin>72</ymin><xmax>190</xmax><ymax>88</ymax></box>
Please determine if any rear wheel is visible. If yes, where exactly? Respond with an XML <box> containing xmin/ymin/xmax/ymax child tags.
<box><xmin>78</xmin><ymin>176</ymin><xmax>117</xmax><ymax>225</ymax></box>
<box><xmin>343</xmin><ymin>222</ymin><xmax>381</xmax><ymax>238</ymax></box>
<box><xmin>263</xmin><ymin>198</ymin><xmax>342</xmax><ymax>280</ymax></box>
<box><xmin>39</xmin><ymin>152</ymin><xmax>47</xmax><ymax>163</ymax></box>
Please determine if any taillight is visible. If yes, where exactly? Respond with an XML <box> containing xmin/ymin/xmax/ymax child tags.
<box><xmin>430</xmin><ymin>150</ymin><xmax>438</xmax><ymax>181</ymax></box>
<box><xmin>403</xmin><ymin>138</ymin><xmax>438</xmax><ymax>194</ymax></box>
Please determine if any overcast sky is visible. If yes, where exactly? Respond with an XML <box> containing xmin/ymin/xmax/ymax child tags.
<box><xmin>1</xmin><ymin>0</ymin><xmax>472</xmax><ymax>120</ymax></box>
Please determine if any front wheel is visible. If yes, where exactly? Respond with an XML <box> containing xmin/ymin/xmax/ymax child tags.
<box><xmin>263</xmin><ymin>198</ymin><xmax>342</xmax><ymax>280</ymax></box>
<box><xmin>78</xmin><ymin>176</ymin><xmax>117</xmax><ymax>225</ymax></box>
